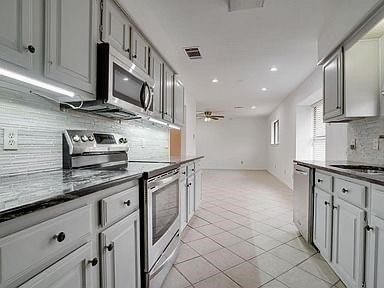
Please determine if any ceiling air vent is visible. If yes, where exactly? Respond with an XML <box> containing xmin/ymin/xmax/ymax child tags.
<box><xmin>229</xmin><ymin>0</ymin><xmax>265</xmax><ymax>12</ymax></box>
<box><xmin>184</xmin><ymin>47</ymin><xmax>202</xmax><ymax>59</ymax></box>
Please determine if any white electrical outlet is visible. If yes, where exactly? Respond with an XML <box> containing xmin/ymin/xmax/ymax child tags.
<box><xmin>4</xmin><ymin>128</ymin><xmax>18</xmax><ymax>150</ymax></box>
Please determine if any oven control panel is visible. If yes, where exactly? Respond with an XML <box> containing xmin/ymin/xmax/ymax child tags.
<box><xmin>64</xmin><ymin>130</ymin><xmax>129</xmax><ymax>155</ymax></box>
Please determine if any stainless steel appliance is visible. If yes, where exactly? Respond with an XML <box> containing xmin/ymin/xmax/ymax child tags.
<box><xmin>293</xmin><ymin>163</ymin><xmax>314</xmax><ymax>243</ymax></box>
<box><xmin>64</xmin><ymin>43</ymin><xmax>154</xmax><ymax>120</ymax></box>
<box><xmin>63</xmin><ymin>130</ymin><xmax>181</xmax><ymax>288</ymax></box>
<box><xmin>141</xmin><ymin>169</ymin><xmax>180</xmax><ymax>288</ymax></box>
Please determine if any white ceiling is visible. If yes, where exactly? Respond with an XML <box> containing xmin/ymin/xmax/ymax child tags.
<box><xmin>118</xmin><ymin>0</ymin><xmax>345</xmax><ymax>117</ymax></box>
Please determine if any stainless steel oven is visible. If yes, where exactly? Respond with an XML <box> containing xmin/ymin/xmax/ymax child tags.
<box><xmin>142</xmin><ymin>168</ymin><xmax>180</xmax><ymax>288</ymax></box>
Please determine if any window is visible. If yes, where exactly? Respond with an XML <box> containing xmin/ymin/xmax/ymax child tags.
<box><xmin>312</xmin><ymin>100</ymin><xmax>326</xmax><ymax>160</ymax></box>
<box><xmin>271</xmin><ymin>120</ymin><xmax>280</xmax><ymax>145</ymax></box>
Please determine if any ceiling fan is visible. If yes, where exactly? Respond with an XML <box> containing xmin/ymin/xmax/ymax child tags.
<box><xmin>197</xmin><ymin>111</ymin><xmax>225</xmax><ymax>122</ymax></box>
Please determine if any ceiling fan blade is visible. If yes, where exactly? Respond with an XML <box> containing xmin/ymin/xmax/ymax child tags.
<box><xmin>212</xmin><ymin>115</ymin><xmax>224</xmax><ymax>118</ymax></box>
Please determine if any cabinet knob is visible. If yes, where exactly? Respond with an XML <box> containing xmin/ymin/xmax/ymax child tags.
<box><xmin>124</xmin><ymin>200</ymin><xmax>131</xmax><ymax>206</ymax></box>
<box><xmin>106</xmin><ymin>243</ymin><xmax>114</xmax><ymax>251</ymax></box>
<box><xmin>125</xmin><ymin>48</ymin><xmax>130</xmax><ymax>53</ymax></box>
<box><xmin>317</xmin><ymin>179</ymin><xmax>323</xmax><ymax>183</ymax></box>
<box><xmin>27</xmin><ymin>45</ymin><xmax>36</xmax><ymax>54</ymax></box>
<box><xmin>341</xmin><ymin>188</ymin><xmax>349</xmax><ymax>194</ymax></box>
<box><xmin>324</xmin><ymin>201</ymin><xmax>330</xmax><ymax>206</ymax></box>
<box><xmin>88</xmin><ymin>258</ymin><xmax>98</xmax><ymax>266</ymax></box>
<box><xmin>132</xmin><ymin>54</ymin><xmax>137</xmax><ymax>59</ymax></box>
<box><xmin>366</xmin><ymin>225</ymin><xmax>374</xmax><ymax>231</ymax></box>
<box><xmin>54</xmin><ymin>232</ymin><xmax>66</xmax><ymax>243</ymax></box>
<box><xmin>182</xmin><ymin>172</ymin><xmax>186</xmax><ymax>175</ymax></box>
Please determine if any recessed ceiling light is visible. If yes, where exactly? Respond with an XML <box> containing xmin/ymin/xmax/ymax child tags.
<box><xmin>251</xmin><ymin>106</ymin><xmax>256</xmax><ymax>110</ymax></box>
<box><xmin>212</xmin><ymin>78</ymin><xmax>219</xmax><ymax>83</ymax></box>
<box><xmin>123</xmin><ymin>77</ymin><xmax>129</xmax><ymax>81</ymax></box>
<box><xmin>261</xmin><ymin>87</ymin><xmax>268</xmax><ymax>91</ymax></box>
<box><xmin>270</xmin><ymin>67</ymin><xmax>278</xmax><ymax>72</ymax></box>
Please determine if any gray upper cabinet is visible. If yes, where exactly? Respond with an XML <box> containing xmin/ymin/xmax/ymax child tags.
<box><xmin>150</xmin><ymin>50</ymin><xmax>164</xmax><ymax>118</ymax></box>
<box><xmin>0</xmin><ymin>0</ymin><xmax>34</xmax><ymax>70</ymax></box>
<box><xmin>323</xmin><ymin>49</ymin><xmax>344</xmax><ymax>122</ymax></box>
<box><xmin>131</xmin><ymin>28</ymin><xmax>149</xmax><ymax>74</ymax></box>
<box><xmin>173</xmin><ymin>76</ymin><xmax>185</xmax><ymax>126</ymax></box>
<box><xmin>100</xmin><ymin>210</ymin><xmax>141</xmax><ymax>288</ymax></box>
<box><xmin>101</xmin><ymin>0</ymin><xmax>131</xmax><ymax>58</ymax></box>
<box><xmin>45</xmin><ymin>0</ymin><xmax>97</xmax><ymax>94</ymax></box>
<box><xmin>163</xmin><ymin>64</ymin><xmax>174</xmax><ymax>123</ymax></box>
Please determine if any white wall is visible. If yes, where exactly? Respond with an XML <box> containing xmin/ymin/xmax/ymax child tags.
<box><xmin>267</xmin><ymin>68</ymin><xmax>348</xmax><ymax>189</ymax></box>
<box><xmin>196</xmin><ymin>117</ymin><xmax>268</xmax><ymax>170</ymax></box>
<box><xmin>183</xmin><ymin>92</ymin><xmax>197</xmax><ymax>156</ymax></box>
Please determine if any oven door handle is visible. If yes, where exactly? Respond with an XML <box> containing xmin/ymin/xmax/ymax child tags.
<box><xmin>149</xmin><ymin>173</ymin><xmax>179</xmax><ymax>193</ymax></box>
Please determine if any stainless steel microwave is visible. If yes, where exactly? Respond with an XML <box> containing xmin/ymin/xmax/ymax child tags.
<box><xmin>64</xmin><ymin>43</ymin><xmax>154</xmax><ymax>120</ymax></box>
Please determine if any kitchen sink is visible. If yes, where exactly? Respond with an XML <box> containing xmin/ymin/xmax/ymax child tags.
<box><xmin>330</xmin><ymin>165</ymin><xmax>384</xmax><ymax>174</ymax></box>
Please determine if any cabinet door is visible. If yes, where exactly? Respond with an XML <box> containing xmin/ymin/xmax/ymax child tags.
<box><xmin>0</xmin><ymin>0</ymin><xmax>34</xmax><ymax>70</ymax></box>
<box><xmin>366</xmin><ymin>215</ymin><xmax>384</xmax><ymax>288</ymax></box>
<box><xmin>102</xmin><ymin>0</ymin><xmax>131</xmax><ymax>57</ymax></box>
<box><xmin>131</xmin><ymin>29</ymin><xmax>149</xmax><ymax>73</ymax></box>
<box><xmin>332</xmin><ymin>198</ymin><xmax>365</xmax><ymax>288</ymax></box>
<box><xmin>19</xmin><ymin>243</ymin><xmax>94</xmax><ymax>288</ymax></box>
<box><xmin>313</xmin><ymin>188</ymin><xmax>332</xmax><ymax>261</ymax></box>
<box><xmin>45</xmin><ymin>0</ymin><xmax>97</xmax><ymax>93</ymax></box>
<box><xmin>100</xmin><ymin>210</ymin><xmax>140</xmax><ymax>288</ymax></box>
<box><xmin>150</xmin><ymin>50</ymin><xmax>163</xmax><ymax>117</ymax></box>
<box><xmin>323</xmin><ymin>49</ymin><xmax>344</xmax><ymax>121</ymax></box>
<box><xmin>179</xmin><ymin>177</ymin><xmax>188</xmax><ymax>232</ymax></box>
<box><xmin>173</xmin><ymin>77</ymin><xmax>185</xmax><ymax>126</ymax></box>
<box><xmin>187</xmin><ymin>177</ymin><xmax>195</xmax><ymax>221</ymax></box>
<box><xmin>162</xmin><ymin>64</ymin><xmax>174</xmax><ymax>122</ymax></box>
<box><xmin>194</xmin><ymin>170</ymin><xmax>202</xmax><ymax>210</ymax></box>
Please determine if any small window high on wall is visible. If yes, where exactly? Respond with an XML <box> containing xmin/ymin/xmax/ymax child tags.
<box><xmin>271</xmin><ymin>120</ymin><xmax>280</xmax><ymax>145</ymax></box>
<box><xmin>312</xmin><ymin>101</ymin><xmax>326</xmax><ymax>160</ymax></box>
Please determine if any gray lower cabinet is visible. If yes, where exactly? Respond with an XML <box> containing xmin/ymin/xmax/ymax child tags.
<box><xmin>366</xmin><ymin>215</ymin><xmax>384</xmax><ymax>288</ymax></box>
<box><xmin>44</xmin><ymin>0</ymin><xmax>97</xmax><ymax>94</ymax></box>
<box><xmin>194</xmin><ymin>169</ymin><xmax>202</xmax><ymax>210</ymax></box>
<box><xmin>187</xmin><ymin>176</ymin><xmax>195</xmax><ymax>222</ymax></box>
<box><xmin>331</xmin><ymin>197</ymin><xmax>365</xmax><ymax>288</ymax></box>
<box><xmin>19</xmin><ymin>242</ymin><xmax>94</xmax><ymax>288</ymax></box>
<box><xmin>100</xmin><ymin>210</ymin><xmax>140</xmax><ymax>288</ymax></box>
<box><xmin>0</xmin><ymin>0</ymin><xmax>34</xmax><ymax>70</ymax></box>
<box><xmin>313</xmin><ymin>187</ymin><xmax>332</xmax><ymax>261</ymax></box>
<box><xmin>179</xmin><ymin>165</ymin><xmax>188</xmax><ymax>231</ymax></box>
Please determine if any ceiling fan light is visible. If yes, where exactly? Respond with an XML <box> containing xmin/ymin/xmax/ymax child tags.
<box><xmin>204</xmin><ymin>117</ymin><xmax>211</xmax><ymax>122</ymax></box>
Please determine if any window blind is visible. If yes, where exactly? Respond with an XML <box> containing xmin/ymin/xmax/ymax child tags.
<box><xmin>312</xmin><ymin>101</ymin><xmax>326</xmax><ymax>161</ymax></box>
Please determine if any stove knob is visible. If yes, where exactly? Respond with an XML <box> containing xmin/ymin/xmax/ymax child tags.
<box><xmin>73</xmin><ymin>135</ymin><xmax>80</xmax><ymax>142</ymax></box>
<box><xmin>119</xmin><ymin>138</ymin><xmax>124</xmax><ymax>143</ymax></box>
<box><xmin>81</xmin><ymin>135</ymin><xmax>88</xmax><ymax>142</ymax></box>
<box><xmin>124</xmin><ymin>138</ymin><xmax>128</xmax><ymax>143</ymax></box>
<box><xmin>88</xmin><ymin>135</ymin><xmax>94</xmax><ymax>141</ymax></box>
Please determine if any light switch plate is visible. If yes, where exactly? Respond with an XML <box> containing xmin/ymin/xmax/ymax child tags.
<box><xmin>4</xmin><ymin>128</ymin><xmax>18</xmax><ymax>150</ymax></box>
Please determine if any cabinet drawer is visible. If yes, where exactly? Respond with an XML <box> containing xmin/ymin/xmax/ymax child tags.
<box><xmin>0</xmin><ymin>206</ymin><xmax>91</xmax><ymax>287</ymax></box>
<box><xmin>371</xmin><ymin>186</ymin><xmax>384</xmax><ymax>219</ymax></box>
<box><xmin>334</xmin><ymin>178</ymin><xmax>366</xmax><ymax>208</ymax></box>
<box><xmin>100</xmin><ymin>185</ymin><xmax>139</xmax><ymax>226</ymax></box>
<box><xmin>315</xmin><ymin>171</ymin><xmax>333</xmax><ymax>192</ymax></box>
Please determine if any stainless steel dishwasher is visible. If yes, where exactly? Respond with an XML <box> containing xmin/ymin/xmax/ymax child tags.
<box><xmin>293</xmin><ymin>163</ymin><xmax>314</xmax><ymax>243</ymax></box>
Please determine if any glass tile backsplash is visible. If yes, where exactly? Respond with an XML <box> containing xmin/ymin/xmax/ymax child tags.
<box><xmin>0</xmin><ymin>88</ymin><xmax>169</xmax><ymax>176</ymax></box>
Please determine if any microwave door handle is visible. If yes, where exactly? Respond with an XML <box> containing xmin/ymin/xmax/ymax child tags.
<box><xmin>140</xmin><ymin>82</ymin><xmax>151</xmax><ymax>111</ymax></box>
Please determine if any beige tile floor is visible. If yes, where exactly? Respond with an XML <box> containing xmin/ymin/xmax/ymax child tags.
<box><xmin>161</xmin><ymin>170</ymin><xmax>347</xmax><ymax>288</ymax></box>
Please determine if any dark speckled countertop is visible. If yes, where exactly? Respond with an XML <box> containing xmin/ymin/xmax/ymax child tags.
<box><xmin>0</xmin><ymin>156</ymin><xmax>204</xmax><ymax>223</ymax></box>
<box><xmin>294</xmin><ymin>160</ymin><xmax>384</xmax><ymax>186</ymax></box>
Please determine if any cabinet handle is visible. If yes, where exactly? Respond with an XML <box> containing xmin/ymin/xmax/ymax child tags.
<box><xmin>192</xmin><ymin>169</ymin><xmax>195</xmax><ymax>172</ymax></box>
<box><xmin>341</xmin><ymin>188</ymin><xmax>349</xmax><ymax>194</ymax></box>
<box><xmin>132</xmin><ymin>54</ymin><xmax>137</xmax><ymax>59</ymax></box>
<box><xmin>125</xmin><ymin>48</ymin><xmax>130</xmax><ymax>53</ymax></box>
<box><xmin>317</xmin><ymin>179</ymin><xmax>323</xmax><ymax>183</ymax></box>
<box><xmin>366</xmin><ymin>225</ymin><xmax>374</xmax><ymax>231</ymax></box>
<box><xmin>182</xmin><ymin>172</ymin><xmax>186</xmax><ymax>175</ymax></box>
<box><xmin>26</xmin><ymin>45</ymin><xmax>36</xmax><ymax>54</ymax></box>
<box><xmin>53</xmin><ymin>232</ymin><xmax>66</xmax><ymax>243</ymax></box>
<box><xmin>332</xmin><ymin>205</ymin><xmax>338</xmax><ymax>210</ymax></box>
<box><xmin>324</xmin><ymin>201</ymin><xmax>330</xmax><ymax>206</ymax></box>
<box><xmin>124</xmin><ymin>200</ymin><xmax>131</xmax><ymax>206</ymax></box>
<box><xmin>88</xmin><ymin>258</ymin><xmax>98</xmax><ymax>267</ymax></box>
<box><xmin>106</xmin><ymin>243</ymin><xmax>114</xmax><ymax>251</ymax></box>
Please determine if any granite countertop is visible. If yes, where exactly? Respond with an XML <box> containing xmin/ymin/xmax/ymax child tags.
<box><xmin>0</xmin><ymin>155</ymin><xmax>204</xmax><ymax>223</ymax></box>
<box><xmin>294</xmin><ymin>160</ymin><xmax>384</xmax><ymax>186</ymax></box>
